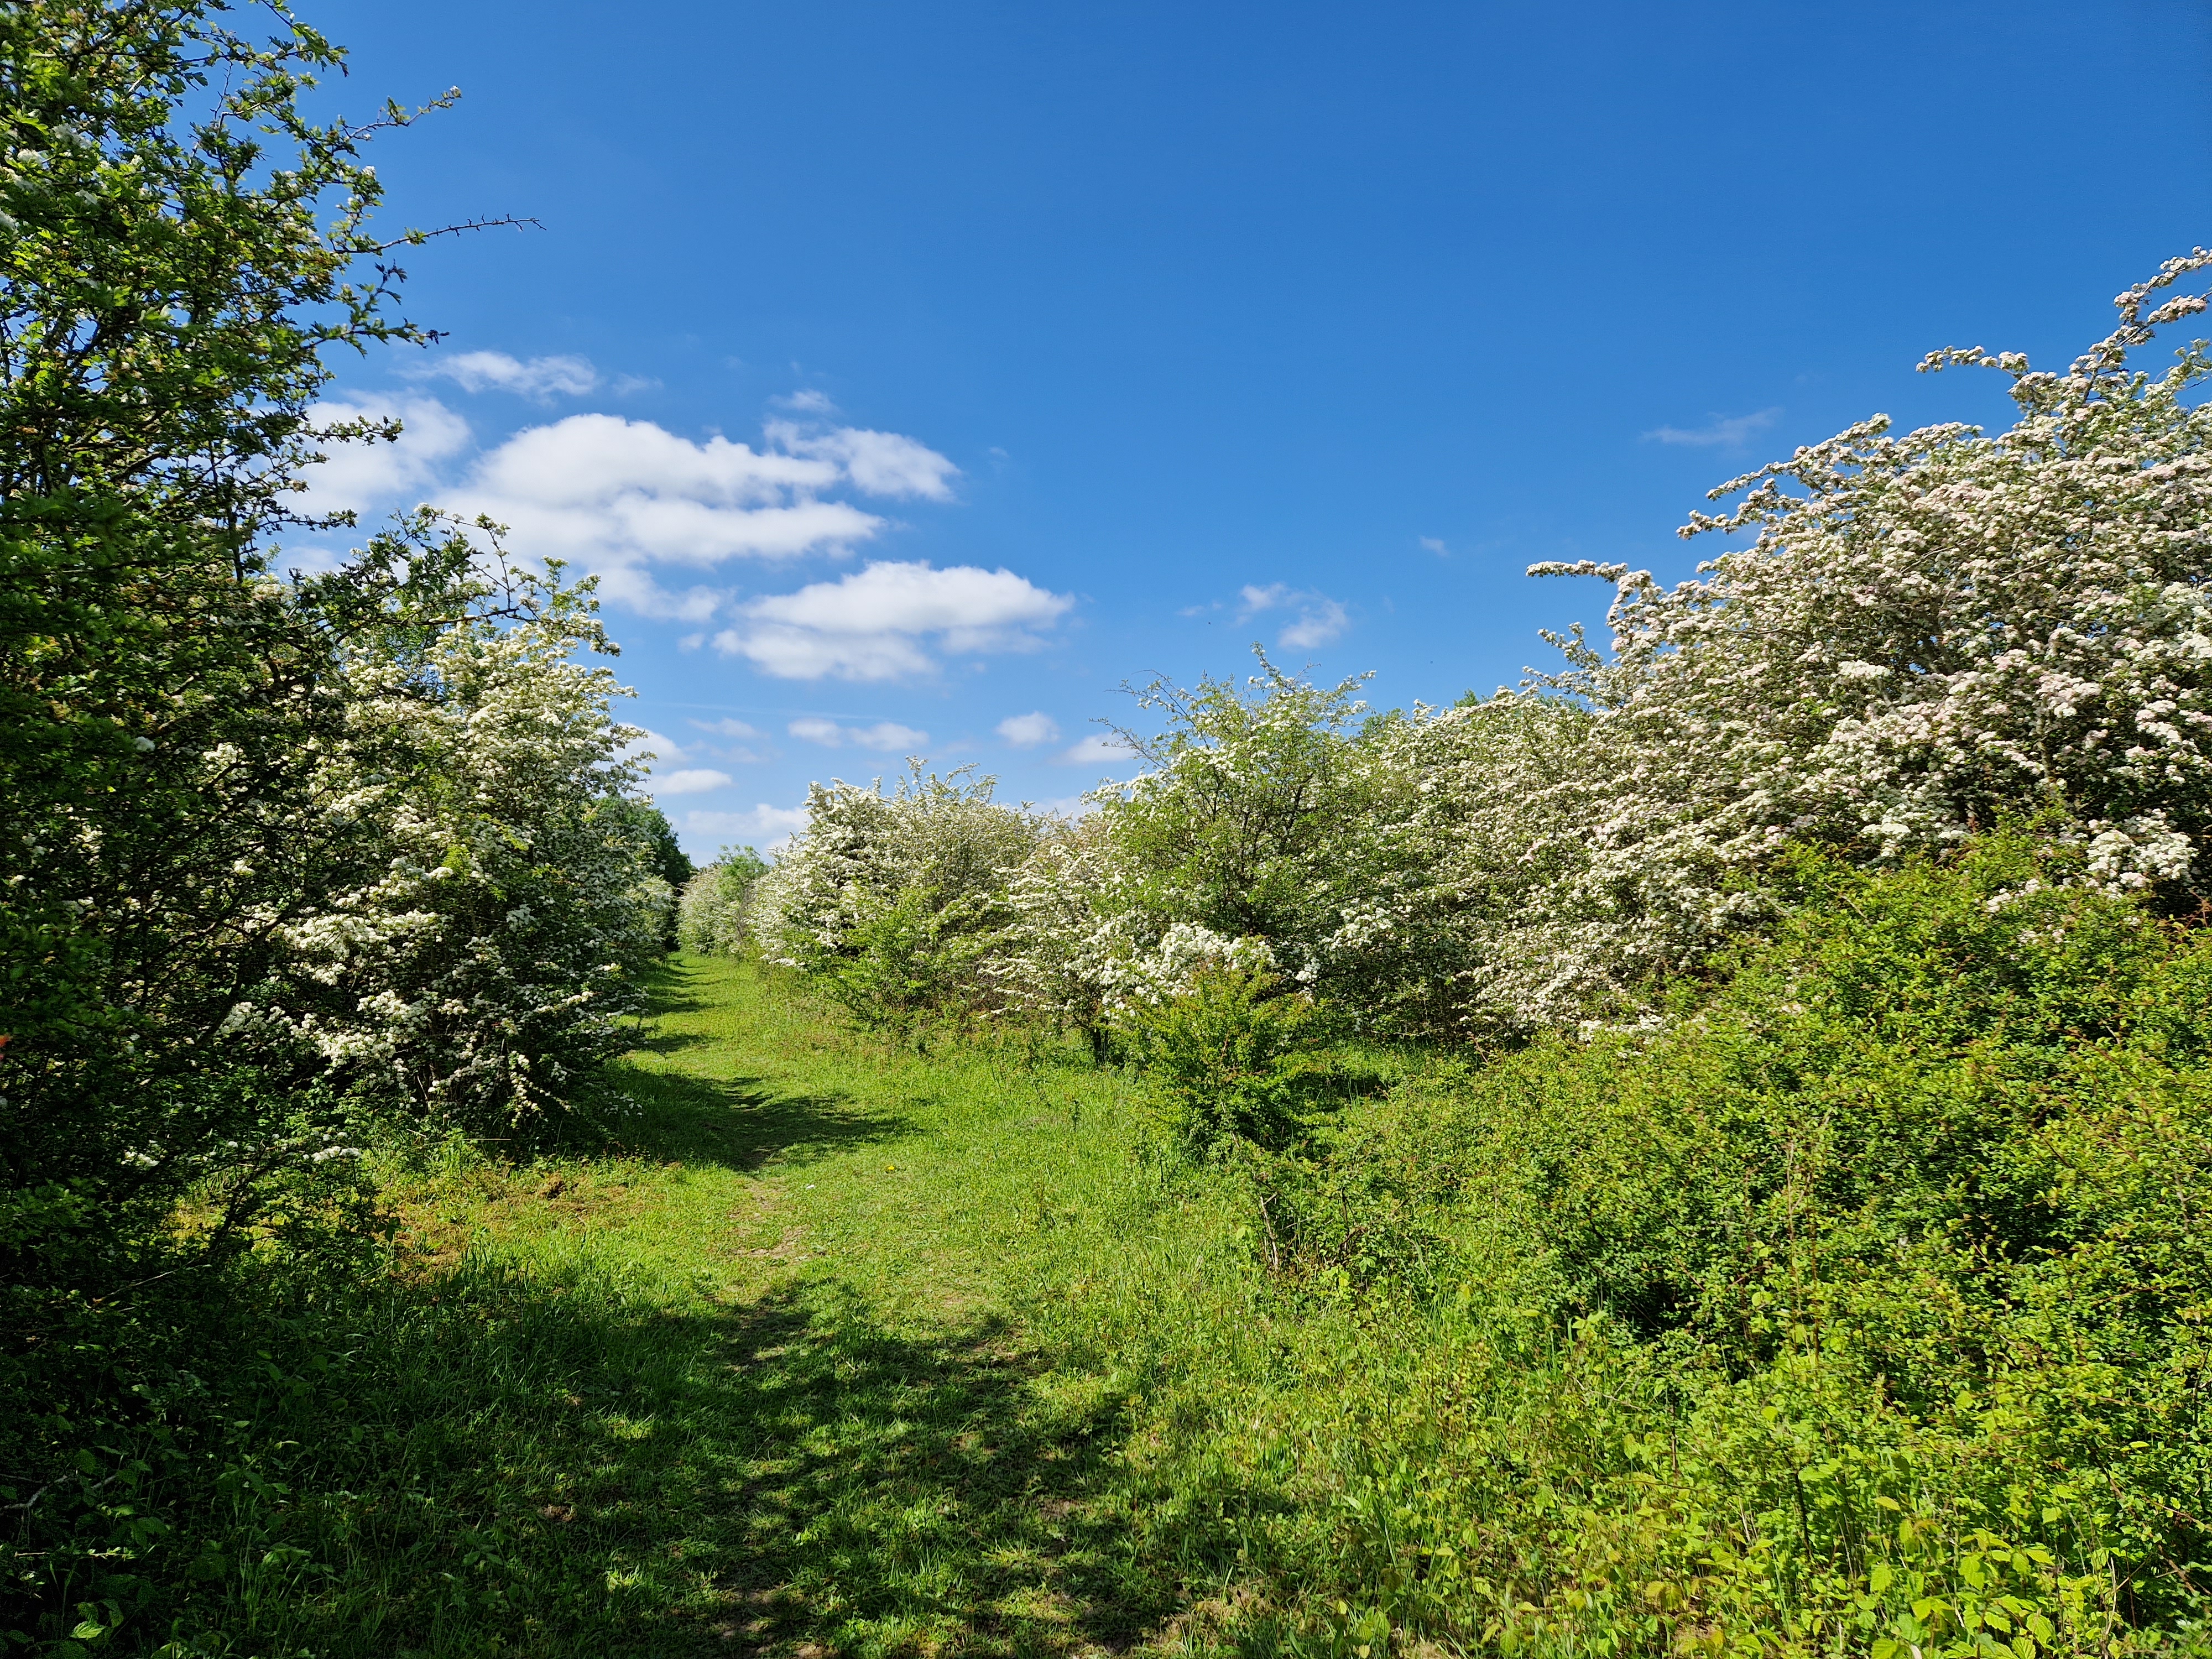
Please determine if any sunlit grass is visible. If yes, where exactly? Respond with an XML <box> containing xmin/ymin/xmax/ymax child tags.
<box><xmin>155</xmin><ymin>954</ymin><xmax>1361</xmax><ymax>1657</ymax></box>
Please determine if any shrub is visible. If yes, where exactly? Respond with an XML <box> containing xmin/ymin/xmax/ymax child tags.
<box><xmin>997</xmin><ymin>255</ymin><xmax>2212</xmax><ymax>1041</ymax></box>
<box><xmin>678</xmin><ymin>846</ymin><xmax>769</xmax><ymax>956</ymax></box>
<box><xmin>752</xmin><ymin>766</ymin><xmax>1042</xmax><ymax>1026</ymax></box>
<box><xmin>1115</xmin><ymin>966</ymin><xmax>1330</xmax><ymax>1154</ymax></box>
<box><xmin>1292</xmin><ymin>835</ymin><xmax>2212</xmax><ymax>1646</ymax></box>
<box><xmin>269</xmin><ymin>525</ymin><xmax>671</xmax><ymax>1135</ymax></box>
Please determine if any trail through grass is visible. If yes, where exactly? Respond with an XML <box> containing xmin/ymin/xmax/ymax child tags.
<box><xmin>288</xmin><ymin>954</ymin><xmax>1338</xmax><ymax>1658</ymax></box>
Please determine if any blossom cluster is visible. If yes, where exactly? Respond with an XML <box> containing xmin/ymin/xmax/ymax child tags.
<box><xmin>733</xmin><ymin>253</ymin><xmax>2212</xmax><ymax>1040</ymax></box>
<box><xmin>249</xmin><ymin>526</ymin><xmax>674</xmax><ymax>1130</ymax></box>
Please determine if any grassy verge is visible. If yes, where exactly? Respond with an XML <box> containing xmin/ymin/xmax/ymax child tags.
<box><xmin>124</xmin><ymin>953</ymin><xmax>1380</xmax><ymax>1658</ymax></box>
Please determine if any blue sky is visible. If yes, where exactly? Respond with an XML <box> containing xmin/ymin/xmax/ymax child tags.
<box><xmin>298</xmin><ymin>0</ymin><xmax>2212</xmax><ymax>856</ymax></box>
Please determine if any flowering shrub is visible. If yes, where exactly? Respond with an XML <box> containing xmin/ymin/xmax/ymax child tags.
<box><xmin>749</xmin><ymin>765</ymin><xmax>1042</xmax><ymax>1027</ymax></box>
<box><xmin>0</xmin><ymin>6</ymin><xmax>675</xmax><ymax>1626</ymax></box>
<box><xmin>267</xmin><ymin>518</ymin><xmax>673</xmax><ymax>1132</ymax></box>
<box><xmin>678</xmin><ymin>845</ymin><xmax>770</xmax><ymax>956</ymax></box>
<box><xmin>975</xmin><ymin>251</ymin><xmax>2212</xmax><ymax>1039</ymax></box>
<box><xmin>1490</xmin><ymin>248</ymin><xmax>2212</xmax><ymax>1019</ymax></box>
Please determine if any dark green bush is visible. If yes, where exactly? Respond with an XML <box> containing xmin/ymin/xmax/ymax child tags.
<box><xmin>1116</xmin><ymin>967</ymin><xmax>1335</xmax><ymax>1154</ymax></box>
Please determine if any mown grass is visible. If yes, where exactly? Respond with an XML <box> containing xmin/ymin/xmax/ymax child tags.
<box><xmin>141</xmin><ymin>953</ymin><xmax>1396</xmax><ymax>1657</ymax></box>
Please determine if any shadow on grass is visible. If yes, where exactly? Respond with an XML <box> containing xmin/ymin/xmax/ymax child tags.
<box><xmin>641</xmin><ymin>956</ymin><xmax>716</xmax><ymax>1019</ymax></box>
<box><xmin>598</xmin><ymin>1065</ymin><xmax>914</xmax><ymax>1172</ymax></box>
<box><xmin>69</xmin><ymin>1255</ymin><xmax>1258</xmax><ymax>1659</ymax></box>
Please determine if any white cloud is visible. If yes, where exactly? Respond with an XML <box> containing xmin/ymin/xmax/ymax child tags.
<box><xmin>764</xmin><ymin>420</ymin><xmax>959</xmax><ymax>499</ymax></box>
<box><xmin>681</xmin><ymin>718</ymin><xmax>769</xmax><ymax>763</ymax></box>
<box><xmin>787</xmin><ymin>717</ymin><xmax>930</xmax><ymax>752</ymax></box>
<box><xmin>716</xmin><ymin>560</ymin><xmax>1073</xmax><ymax>681</ymax></box>
<box><xmin>777</xmin><ymin>389</ymin><xmax>837</xmax><ymax>413</ymax></box>
<box><xmin>1281</xmin><ymin>603</ymin><xmax>1350</xmax><ymax>649</ymax></box>
<box><xmin>296</xmin><ymin>395</ymin><xmax>472</xmax><ymax>518</ymax></box>
<box><xmin>442</xmin><ymin>414</ymin><xmax>959</xmax><ymax>621</ymax></box>
<box><xmin>1419</xmin><ymin>536</ymin><xmax>1449</xmax><ymax>557</ymax></box>
<box><xmin>996</xmin><ymin>711</ymin><xmax>1061</xmax><ymax>748</ymax></box>
<box><xmin>851</xmin><ymin>722</ymin><xmax>928</xmax><ymax>752</ymax></box>
<box><xmin>294</xmin><ymin>389</ymin><xmax>973</xmax><ymax>625</ymax></box>
<box><xmin>622</xmin><ymin>727</ymin><xmax>687</xmax><ymax>767</ymax></box>
<box><xmin>656</xmin><ymin>768</ymin><xmax>735</xmax><ymax>796</ymax></box>
<box><xmin>408</xmin><ymin>351</ymin><xmax>599</xmax><ymax>399</ymax></box>
<box><xmin>680</xmin><ymin>803</ymin><xmax>810</xmax><ymax>853</ymax></box>
<box><xmin>1642</xmin><ymin>407</ymin><xmax>1782</xmax><ymax>448</ymax></box>
<box><xmin>1061</xmin><ymin>732</ymin><xmax>1138</xmax><ymax>766</ymax></box>
<box><xmin>1238</xmin><ymin>582</ymin><xmax>1350</xmax><ymax>650</ymax></box>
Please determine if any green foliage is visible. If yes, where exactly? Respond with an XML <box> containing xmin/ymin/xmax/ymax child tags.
<box><xmin>0</xmin><ymin>5</ymin><xmax>667</xmax><ymax>1630</ymax></box>
<box><xmin>601</xmin><ymin>797</ymin><xmax>693</xmax><ymax>894</ymax></box>
<box><xmin>1265</xmin><ymin>834</ymin><xmax>2212</xmax><ymax>1648</ymax></box>
<box><xmin>5</xmin><ymin>6</ymin><xmax>2209</xmax><ymax>1650</ymax></box>
<box><xmin>810</xmin><ymin>881</ymin><xmax>1005</xmax><ymax>1035</ymax></box>
<box><xmin>1115</xmin><ymin>967</ymin><xmax>1331</xmax><ymax>1153</ymax></box>
<box><xmin>755</xmin><ymin>765</ymin><xmax>1041</xmax><ymax>1027</ymax></box>
<box><xmin>675</xmin><ymin>844</ymin><xmax>768</xmax><ymax>956</ymax></box>
<box><xmin>1098</xmin><ymin>653</ymin><xmax>1380</xmax><ymax>978</ymax></box>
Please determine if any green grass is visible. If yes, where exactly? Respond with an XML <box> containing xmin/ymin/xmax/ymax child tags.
<box><xmin>68</xmin><ymin>851</ymin><xmax>2211</xmax><ymax>1657</ymax></box>
<box><xmin>153</xmin><ymin>954</ymin><xmax>1376</xmax><ymax>1658</ymax></box>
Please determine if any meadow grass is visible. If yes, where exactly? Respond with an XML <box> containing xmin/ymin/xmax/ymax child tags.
<box><xmin>187</xmin><ymin>953</ymin><xmax>1405</xmax><ymax>1657</ymax></box>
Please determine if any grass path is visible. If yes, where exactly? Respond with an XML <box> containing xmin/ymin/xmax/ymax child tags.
<box><xmin>345</xmin><ymin>954</ymin><xmax>1319</xmax><ymax>1658</ymax></box>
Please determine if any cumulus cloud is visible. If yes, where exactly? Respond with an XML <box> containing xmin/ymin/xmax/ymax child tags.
<box><xmin>440</xmin><ymin>413</ymin><xmax>963</xmax><ymax>620</ymax></box>
<box><xmin>622</xmin><ymin>727</ymin><xmax>687</xmax><ymax>768</ymax></box>
<box><xmin>656</xmin><ymin>768</ymin><xmax>735</xmax><ymax>796</ymax></box>
<box><xmin>407</xmin><ymin>351</ymin><xmax>599</xmax><ymax>400</ymax></box>
<box><xmin>763</xmin><ymin>420</ymin><xmax>959</xmax><ymax>499</ymax></box>
<box><xmin>1238</xmin><ymin>582</ymin><xmax>1350</xmax><ymax>650</ymax></box>
<box><xmin>1061</xmin><ymin>732</ymin><xmax>1138</xmax><ymax>767</ymax></box>
<box><xmin>996</xmin><ymin>711</ymin><xmax>1061</xmax><ymax>748</ymax></box>
<box><xmin>295</xmin><ymin>395</ymin><xmax>472</xmax><ymax>519</ymax></box>
<box><xmin>1419</xmin><ymin>536</ymin><xmax>1449</xmax><ymax>557</ymax></box>
<box><xmin>680</xmin><ymin>803</ymin><xmax>810</xmax><ymax>852</ymax></box>
<box><xmin>295</xmin><ymin>389</ymin><xmax>971</xmax><ymax>624</ymax></box>
<box><xmin>623</xmin><ymin>730</ymin><xmax>749</xmax><ymax>789</ymax></box>
<box><xmin>1642</xmin><ymin>407</ymin><xmax>1782</xmax><ymax>448</ymax></box>
<box><xmin>715</xmin><ymin>560</ymin><xmax>1073</xmax><ymax>681</ymax></box>
<box><xmin>789</xmin><ymin>717</ymin><xmax>929</xmax><ymax>752</ymax></box>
